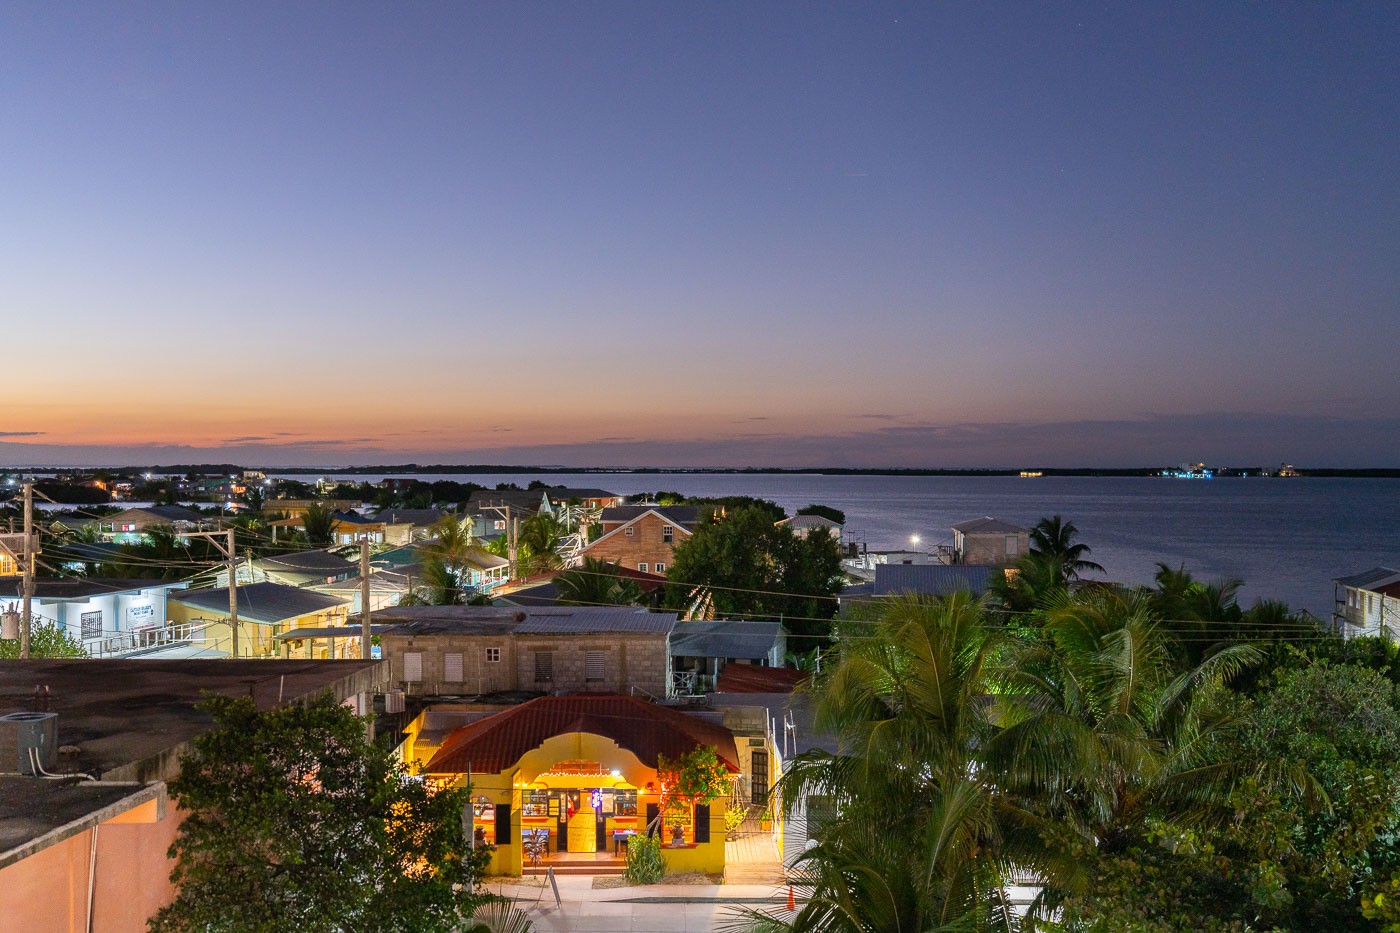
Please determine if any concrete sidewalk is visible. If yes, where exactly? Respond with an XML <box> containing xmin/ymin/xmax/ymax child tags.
<box><xmin>483</xmin><ymin>874</ymin><xmax>793</xmax><ymax>932</ymax></box>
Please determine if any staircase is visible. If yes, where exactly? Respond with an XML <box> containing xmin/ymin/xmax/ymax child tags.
<box><xmin>524</xmin><ymin>857</ymin><xmax>626</xmax><ymax>876</ymax></box>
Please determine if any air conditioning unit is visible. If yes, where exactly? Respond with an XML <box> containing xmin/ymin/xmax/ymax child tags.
<box><xmin>0</xmin><ymin>711</ymin><xmax>58</xmax><ymax>775</ymax></box>
<box><xmin>384</xmin><ymin>690</ymin><xmax>406</xmax><ymax>714</ymax></box>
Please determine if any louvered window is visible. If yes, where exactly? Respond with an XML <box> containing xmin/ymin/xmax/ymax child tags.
<box><xmin>403</xmin><ymin>652</ymin><xmax>423</xmax><ymax>683</ymax></box>
<box><xmin>585</xmin><ymin>651</ymin><xmax>605</xmax><ymax>682</ymax></box>
<box><xmin>534</xmin><ymin>651</ymin><xmax>553</xmax><ymax>683</ymax></box>
<box><xmin>444</xmin><ymin>652</ymin><xmax>463</xmax><ymax>682</ymax></box>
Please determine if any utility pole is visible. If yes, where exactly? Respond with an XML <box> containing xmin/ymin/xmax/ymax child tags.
<box><xmin>360</xmin><ymin>537</ymin><xmax>372</xmax><ymax>660</ymax></box>
<box><xmin>226</xmin><ymin>529</ymin><xmax>239</xmax><ymax>658</ymax></box>
<box><xmin>183</xmin><ymin>530</ymin><xmax>240</xmax><ymax>658</ymax></box>
<box><xmin>480</xmin><ymin>502</ymin><xmax>520</xmax><ymax>579</ymax></box>
<box><xmin>20</xmin><ymin>482</ymin><xmax>34</xmax><ymax>659</ymax></box>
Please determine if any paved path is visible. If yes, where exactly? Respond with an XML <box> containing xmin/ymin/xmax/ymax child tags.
<box><xmin>485</xmin><ymin>874</ymin><xmax>792</xmax><ymax>932</ymax></box>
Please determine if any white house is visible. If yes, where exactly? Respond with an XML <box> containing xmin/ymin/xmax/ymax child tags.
<box><xmin>0</xmin><ymin>578</ymin><xmax>189</xmax><ymax>656</ymax></box>
<box><xmin>1333</xmin><ymin>567</ymin><xmax>1400</xmax><ymax>638</ymax></box>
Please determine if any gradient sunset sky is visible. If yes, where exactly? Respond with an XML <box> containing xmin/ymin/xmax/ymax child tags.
<box><xmin>3</xmin><ymin>3</ymin><xmax>1397</xmax><ymax>468</ymax></box>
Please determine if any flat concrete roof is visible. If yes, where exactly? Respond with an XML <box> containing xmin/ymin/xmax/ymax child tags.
<box><xmin>0</xmin><ymin>658</ymin><xmax>386</xmax><ymax>866</ymax></box>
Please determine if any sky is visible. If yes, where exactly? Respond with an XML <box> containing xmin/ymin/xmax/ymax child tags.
<box><xmin>2</xmin><ymin>2</ymin><xmax>1397</xmax><ymax>468</ymax></box>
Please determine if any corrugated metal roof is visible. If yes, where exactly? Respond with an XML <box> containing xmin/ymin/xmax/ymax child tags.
<box><xmin>599</xmin><ymin>505</ymin><xmax>701</xmax><ymax>525</ymax></box>
<box><xmin>950</xmin><ymin>517</ymin><xmax>1027</xmax><ymax>534</ymax></box>
<box><xmin>873</xmin><ymin>564</ymin><xmax>994</xmax><ymax>597</ymax></box>
<box><xmin>713</xmin><ymin>664</ymin><xmax>808</xmax><ymax>694</ymax></box>
<box><xmin>512</xmin><ymin>608</ymin><xmax>676</xmax><ymax>634</ymax></box>
<box><xmin>257</xmin><ymin>550</ymin><xmax>354</xmax><ymax>573</ymax></box>
<box><xmin>670</xmin><ymin>620</ymin><xmax>781</xmax><ymax>659</ymax></box>
<box><xmin>424</xmin><ymin>694</ymin><xmax>740</xmax><ymax>774</ymax></box>
<box><xmin>1333</xmin><ymin>567</ymin><xmax>1400</xmax><ymax>590</ymax></box>
<box><xmin>375</xmin><ymin>605</ymin><xmax>675</xmax><ymax>636</ymax></box>
<box><xmin>171</xmin><ymin>582</ymin><xmax>348</xmax><ymax>624</ymax></box>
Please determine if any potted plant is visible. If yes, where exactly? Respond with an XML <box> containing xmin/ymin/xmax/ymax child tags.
<box><xmin>759</xmin><ymin>804</ymin><xmax>773</xmax><ymax>832</ymax></box>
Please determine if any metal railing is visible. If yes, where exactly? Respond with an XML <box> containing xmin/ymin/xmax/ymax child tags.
<box><xmin>88</xmin><ymin>621</ymin><xmax>205</xmax><ymax>658</ymax></box>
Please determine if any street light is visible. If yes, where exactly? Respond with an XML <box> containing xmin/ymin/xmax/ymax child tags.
<box><xmin>910</xmin><ymin>534</ymin><xmax>920</xmax><ymax>549</ymax></box>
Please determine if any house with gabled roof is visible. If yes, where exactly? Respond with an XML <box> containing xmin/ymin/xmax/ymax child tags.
<box><xmin>167</xmin><ymin>581</ymin><xmax>351</xmax><ymax>658</ymax></box>
<box><xmin>1333</xmin><ymin>567</ymin><xmax>1400</xmax><ymax>638</ymax></box>
<box><xmin>580</xmin><ymin>506</ymin><xmax>701</xmax><ymax>575</ymax></box>
<box><xmin>776</xmin><ymin>513</ymin><xmax>843</xmax><ymax>542</ymax></box>
<box><xmin>950</xmin><ymin>516</ymin><xmax>1029</xmax><ymax>565</ymax></box>
<box><xmin>99</xmin><ymin>506</ymin><xmax>212</xmax><ymax>543</ymax></box>
<box><xmin>409</xmin><ymin>694</ymin><xmax>738</xmax><ymax>877</ymax></box>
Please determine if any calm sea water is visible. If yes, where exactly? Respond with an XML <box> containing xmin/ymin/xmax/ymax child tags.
<box><xmin>276</xmin><ymin>472</ymin><xmax>1400</xmax><ymax>617</ymax></box>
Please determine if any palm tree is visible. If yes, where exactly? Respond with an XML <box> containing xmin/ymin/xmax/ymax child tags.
<box><xmin>989</xmin><ymin>588</ymin><xmax>1259</xmax><ymax>917</ymax></box>
<box><xmin>727</xmin><ymin>593</ymin><xmax>1051</xmax><ymax>933</ymax></box>
<box><xmin>555</xmin><ymin>558</ymin><xmax>643</xmax><ymax>607</ymax></box>
<box><xmin>301</xmin><ymin>503</ymin><xmax>336</xmax><ymax>545</ymax></box>
<box><xmin>518</xmin><ymin>512</ymin><xmax>566</xmax><ymax>574</ymax></box>
<box><xmin>1028</xmin><ymin>515</ymin><xmax>1104</xmax><ymax>582</ymax></box>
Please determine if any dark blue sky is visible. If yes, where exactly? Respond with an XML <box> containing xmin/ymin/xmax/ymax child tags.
<box><xmin>3</xmin><ymin>3</ymin><xmax>1397</xmax><ymax>467</ymax></box>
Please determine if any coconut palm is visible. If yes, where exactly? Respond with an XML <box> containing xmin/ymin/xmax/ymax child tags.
<box><xmin>989</xmin><ymin>588</ymin><xmax>1260</xmax><ymax>918</ymax></box>
<box><xmin>518</xmin><ymin>512</ymin><xmax>566</xmax><ymax>574</ymax></box>
<box><xmin>301</xmin><ymin>503</ymin><xmax>336</xmax><ymax>545</ymax></box>
<box><xmin>1028</xmin><ymin>516</ymin><xmax>1104</xmax><ymax>582</ymax></box>
<box><xmin>725</xmin><ymin>593</ymin><xmax>1052</xmax><ymax>933</ymax></box>
<box><xmin>554</xmin><ymin>558</ymin><xmax>644</xmax><ymax>607</ymax></box>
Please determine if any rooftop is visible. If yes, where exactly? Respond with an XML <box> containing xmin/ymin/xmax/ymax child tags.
<box><xmin>671</xmin><ymin>619</ymin><xmax>783</xmax><ymax>659</ymax></box>
<box><xmin>256</xmin><ymin>549</ymin><xmax>355</xmax><ymax>573</ymax></box>
<box><xmin>0</xmin><ymin>578</ymin><xmax>182</xmax><ymax>600</ymax></box>
<box><xmin>713</xmin><ymin>664</ymin><xmax>809</xmax><ymax>694</ymax></box>
<box><xmin>951</xmin><ymin>516</ymin><xmax>1028</xmax><ymax>535</ymax></box>
<box><xmin>872</xmin><ymin>564</ymin><xmax>996</xmax><ymax>597</ymax></box>
<box><xmin>424</xmin><ymin>694</ymin><xmax>739</xmax><ymax>774</ymax></box>
<box><xmin>171</xmin><ymin>581</ymin><xmax>348</xmax><ymax>624</ymax></box>
<box><xmin>375</xmin><ymin>605</ymin><xmax>676</xmax><ymax>637</ymax></box>
<box><xmin>599</xmin><ymin>505</ymin><xmax>701</xmax><ymax>526</ymax></box>
<box><xmin>0</xmin><ymin>658</ymin><xmax>384</xmax><ymax>865</ymax></box>
<box><xmin>1334</xmin><ymin>567</ymin><xmax>1400</xmax><ymax>590</ymax></box>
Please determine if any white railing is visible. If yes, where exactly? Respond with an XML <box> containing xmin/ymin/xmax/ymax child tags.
<box><xmin>88</xmin><ymin>621</ymin><xmax>206</xmax><ymax>658</ymax></box>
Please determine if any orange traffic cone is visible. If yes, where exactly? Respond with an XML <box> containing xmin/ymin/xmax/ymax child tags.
<box><xmin>787</xmin><ymin>885</ymin><xmax>796</xmax><ymax>911</ymax></box>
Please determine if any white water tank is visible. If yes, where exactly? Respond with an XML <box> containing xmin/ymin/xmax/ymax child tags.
<box><xmin>1</xmin><ymin>610</ymin><xmax>19</xmax><ymax>641</ymax></box>
<box><xmin>0</xmin><ymin>711</ymin><xmax>58</xmax><ymax>774</ymax></box>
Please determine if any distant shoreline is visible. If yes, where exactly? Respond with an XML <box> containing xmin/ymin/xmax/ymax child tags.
<box><xmin>5</xmin><ymin>464</ymin><xmax>1400</xmax><ymax>479</ymax></box>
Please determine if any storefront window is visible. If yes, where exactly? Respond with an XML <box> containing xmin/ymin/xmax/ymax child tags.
<box><xmin>614</xmin><ymin>790</ymin><xmax>638</xmax><ymax>816</ymax></box>
<box><xmin>523</xmin><ymin>789</ymin><xmax>549</xmax><ymax>817</ymax></box>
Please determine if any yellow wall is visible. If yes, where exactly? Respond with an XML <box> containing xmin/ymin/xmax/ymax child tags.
<box><xmin>166</xmin><ymin>602</ymin><xmax>346</xmax><ymax>659</ymax></box>
<box><xmin>425</xmin><ymin>730</ymin><xmax>728</xmax><ymax>877</ymax></box>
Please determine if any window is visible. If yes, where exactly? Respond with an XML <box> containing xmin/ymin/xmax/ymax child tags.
<box><xmin>1004</xmin><ymin>535</ymin><xmax>1019</xmax><ymax>557</ymax></box>
<box><xmin>637</xmin><ymin>563</ymin><xmax>648</xmax><ymax>573</ymax></box>
<box><xmin>662</xmin><ymin>525</ymin><xmax>673</xmax><ymax>543</ymax></box>
<box><xmin>493</xmin><ymin>519</ymin><xmax>506</xmax><ymax>530</ymax></box>
<box><xmin>534</xmin><ymin>651</ymin><xmax>553</xmax><ymax>683</ymax></box>
<box><xmin>522</xmin><ymin>789</ymin><xmax>549</xmax><ymax>817</ymax></box>
<box><xmin>486</xmin><ymin>647</ymin><xmax>501</xmax><ymax>663</ymax></box>
<box><xmin>585</xmin><ymin>650</ymin><xmax>605</xmax><ymax>682</ymax></box>
<box><xmin>625</xmin><ymin>526</ymin><xmax>634</xmax><ymax>536</ymax></box>
<box><xmin>444</xmin><ymin>652</ymin><xmax>463</xmax><ymax>682</ymax></box>
<box><xmin>614</xmin><ymin>790</ymin><xmax>638</xmax><ymax>816</ymax></box>
<box><xmin>654</xmin><ymin>562</ymin><xmax>666</xmax><ymax>573</ymax></box>
<box><xmin>403</xmin><ymin>652</ymin><xmax>423</xmax><ymax>683</ymax></box>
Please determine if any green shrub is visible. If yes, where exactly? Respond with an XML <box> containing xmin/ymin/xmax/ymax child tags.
<box><xmin>624</xmin><ymin>832</ymin><xmax>664</xmax><ymax>885</ymax></box>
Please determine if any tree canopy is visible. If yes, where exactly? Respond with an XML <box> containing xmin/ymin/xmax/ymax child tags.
<box><xmin>150</xmin><ymin>693</ymin><xmax>489</xmax><ymax>933</ymax></box>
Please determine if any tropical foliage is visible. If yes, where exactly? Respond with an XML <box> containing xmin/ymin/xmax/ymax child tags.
<box><xmin>554</xmin><ymin>557</ymin><xmax>645</xmax><ymax>607</ymax></box>
<box><xmin>731</xmin><ymin>536</ymin><xmax>1400</xmax><ymax>933</ymax></box>
<box><xmin>150</xmin><ymin>693</ymin><xmax>490</xmax><ymax>933</ymax></box>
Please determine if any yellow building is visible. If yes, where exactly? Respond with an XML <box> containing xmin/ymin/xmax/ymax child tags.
<box><xmin>410</xmin><ymin>695</ymin><xmax>739</xmax><ymax>877</ymax></box>
<box><xmin>167</xmin><ymin>581</ymin><xmax>350</xmax><ymax>658</ymax></box>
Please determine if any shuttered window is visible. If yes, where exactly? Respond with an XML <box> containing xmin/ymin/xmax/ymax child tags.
<box><xmin>534</xmin><ymin>651</ymin><xmax>553</xmax><ymax>683</ymax></box>
<box><xmin>403</xmin><ymin>651</ymin><xmax>423</xmax><ymax>683</ymax></box>
<box><xmin>585</xmin><ymin>650</ymin><xmax>605</xmax><ymax>682</ymax></box>
<box><xmin>444</xmin><ymin>652</ymin><xmax>463</xmax><ymax>682</ymax></box>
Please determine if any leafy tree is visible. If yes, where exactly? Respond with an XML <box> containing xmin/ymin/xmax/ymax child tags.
<box><xmin>1028</xmin><ymin>514</ymin><xmax>1104</xmax><ymax>581</ymax></box>
<box><xmin>149</xmin><ymin>693</ymin><xmax>489</xmax><ymax>933</ymax></box>
<box><xmin>796</xmin><ymin>504</ymin><xmax>846</xmax><ymax>525</ymax></box>
<box><xmin>555</xmin><ymin>557</ymin><xmax>644</xmax><ymax>607</ymax></box>
<box><xmin>0</xmin><ymin>618</ymin><xmax>87</xmax><ymax>658</ymax></box>
<box><xmin>664</xmin><ymin>506</ymin><xmax>842</xmax><ymax>638</ymax></box>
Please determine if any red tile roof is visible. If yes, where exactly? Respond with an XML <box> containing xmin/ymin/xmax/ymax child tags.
<box><xmin>424</xmin><ymin>695</ymin><xmax>740</xmax><ymax>775</ymax></box>
<box><xmin>715</xmin><ymin>664</ymin><xmax>810</xmax><ymax>694</ymax></box>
